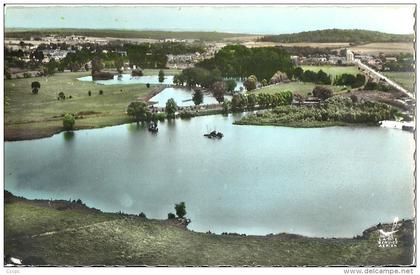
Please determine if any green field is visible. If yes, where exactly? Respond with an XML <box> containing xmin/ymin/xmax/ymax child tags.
<box><xmin>254</xmin><ymin>82</ymin><xmax>346</xmax><ymax>96</ymax></box>
<box><xmin>383</xmin><ymin>72</ymin><xmax>415</xmax><ymax>94</ymax></box>
<box><xmin>4</xmin><ymin>69</ymin><xmax>180</xmax><ymax>140</ymax></box>
<box><xmin>301</xmin><ymin>65</ymin><xmax>360</xmax><ymax>80</ymax></box>
<box><xmin>5</xmin><ymin>194</ymin><xmax>414</xmax><ymax>266</ymax></box>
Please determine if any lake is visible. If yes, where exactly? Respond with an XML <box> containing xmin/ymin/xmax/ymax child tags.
<box><xmin>4</xmin><ymin>114</ymin><xmax>415</xmax><ymax>237</ymax></box>
<box><xmin>77</xmin><ymin>74</ymin><xmax>245</xmax><ymax>91</ymax></box>
<box><xmin>149</xmin><ymin>87</ymin><xmax>232</xmax><ymax>107</ymax></box>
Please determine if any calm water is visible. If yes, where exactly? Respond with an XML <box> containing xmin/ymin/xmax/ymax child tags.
<box><xmin>77</xmin><ymin>74</ymin><xmax>175</xmax><ymax>85</ymax></box>
<box><xmin>149</xmin><ymin>87</ymin><xmax>232</xmax><ymax>107</ymax></box>
<box><xmin>5</xmin><ymin>115</ymin><xmax>415</xmax><ymax>237</ymax></box>
<box><xmin>77</xmin><ymin>74</ymin><xmax>245</xmax><ymax>91</ymax></box>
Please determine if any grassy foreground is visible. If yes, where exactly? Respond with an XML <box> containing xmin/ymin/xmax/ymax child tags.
<box><xmin>4</xmin><ymin>191</ymin><xmax>414</xmax><ymax>266</ymax></box>
<box><xmin>4</xmin><ymin>70</ymin><xmax>178</xmax><ymax>141</ymax></box>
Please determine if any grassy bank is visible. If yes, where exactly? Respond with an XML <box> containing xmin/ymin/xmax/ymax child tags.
<box><xmin>254</xmin><ymin>82</ymin><xmax>346</xmax><ymax>96</ymax></box>
<box><xmin>382</xmin><ymin>71</ymin><xmax>415</xmax><ymax>94</ymax></box>
<box><xmin>4</xmin><ymin>70</ymin><xmax>178</xmax><ymax>141</ymax></box>
<box><xmin>4</xmin><ymin>191</ymin><xmax>414</xmax><ymax>266</ymax></box>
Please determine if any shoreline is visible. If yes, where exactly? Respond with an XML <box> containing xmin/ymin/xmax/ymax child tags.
<box><xmin>4</xmin><ymin>190</ymin><xmax>413</xmax><ymax>239</ymax></box>
<box><xmin>6</xmin><ymin>111</ymin><xmax>400</xmax><ymax>142</ymax></box>
<box><xmin>4</xmin><ymin>190</ymin><xmax>415</xmax><ymax>265</ymax></box>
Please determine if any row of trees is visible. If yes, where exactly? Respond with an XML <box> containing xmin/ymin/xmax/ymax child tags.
<box><xmin>333</xmin><ymin>73</ymin><xmax>366</xmax><ymax>88</ymax></box>
<box><xmin>226</xmin><ymin>91</ymin><xmax>293</xmax><ymax>112</ymax></box>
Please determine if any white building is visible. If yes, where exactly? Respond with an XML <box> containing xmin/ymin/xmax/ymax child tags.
<box><xmin>346</xmin><ymin>49</ymin><xmax>355</xmax><ymax>63</ymax></box>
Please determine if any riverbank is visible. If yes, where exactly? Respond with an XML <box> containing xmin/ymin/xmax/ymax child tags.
<box><xmin>4</xmin><ymin>191</ymin><xmax>414</xmax><ymax>266</ymax></box>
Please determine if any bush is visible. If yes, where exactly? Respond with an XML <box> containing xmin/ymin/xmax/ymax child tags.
<box><xmin>179</xmin><ymin>111</ymin><xmax>195</xmax><ymax>119</ymax></box>
<box><xmin>63</xmin><ymin>113</ymin><xmax>75</xmax><ymax>130</ymax></box>
<box><xmin>58</xmin><ymin>92</ymin><xmax>66</xmax><ymax>100</ymax></box>
<box><xmin>99</xmin><ymin>90</ymin><xmax>103</xmax><ymax>95</ymax></box>
<box><xmin>312</xmin><ymin>86</ymin><xmax>333</xmax><ymax>101</ymax></box>
<box><xmin>168</xmin><ymin>213</ymin><xmax>176</xmax><ymax>219</ymax></box>
<box><xmin>88</xmin><ymin>91</ymin><xmax>91</xmax><ymax>96</ymax></box>
<box><xmin>138</xmin><ymin>212</ymin><xmax>146</xmax><ymax>218</ymax></box>
<box><xmin>175</xmin><ymin>202</ymin><xmax>186</xmax><ymax>218</ymax></box>
<box><xmin>153</xmin><ymin>112</ymin><xmax>166</xmax><ymax>121</ymax></box>
<box><xmin>146</xmin><ymin>83</ymin><xmax>150</xmax><ymax>88</ymax></box>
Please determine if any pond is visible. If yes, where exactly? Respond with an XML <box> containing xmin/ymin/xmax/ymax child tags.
<box><xmin>77</xmin><ymin>74</ymin><xmax>245</xmax><ymax>91</ymax></box>
<box><xmin>149</xmin><ymin>87</ymin><xmax>232</xmax><ymax>108</ymax></box>
<box><xmin>77</xmin><ymin>74</ymin><xmax>175</xmax><ymax>85</ymax></box>
<box><xmin>4</xmin><ymin>115</ymin><xmax>415</xmax><ymax>237</ymax></box>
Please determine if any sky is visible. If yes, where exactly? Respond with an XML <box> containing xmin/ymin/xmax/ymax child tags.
<box><xmin>4</xmin><ymin>5</ymin><xmax>416</xmax><ymax>35</ymax></box>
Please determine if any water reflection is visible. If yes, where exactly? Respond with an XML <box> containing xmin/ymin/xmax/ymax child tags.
<box><xmin>63</xmin><ymin>131</ymin><xmax>75</xmax><ymax>142</ymax></box>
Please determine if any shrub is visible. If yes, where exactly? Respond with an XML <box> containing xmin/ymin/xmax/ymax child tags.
<box><xmin>58</xmin><ymin>92</ymin><xmax>66</xmax><ymax>100</ymax></box>
<box><xmin>63</xmin><ymin>113</ymin><xmax>75</xmax><ymax>130</ymax></box>
<box><xmin>99</xmin><ymin>90</ymin><xmax>103</xmax><ymax>95</ymax></box>
<box><xmin>350</xmin><ymin>94</ymin><xmax>358</xmax><ymax>103</ymax></box>
<box><xmin>88</xmin><ymin>91</ymin><xmax>91</xmax><ymax>96</ymax></box>
<box><xmin>146</xmin><ymin>83</ymin><xmax>150</xmax><ymax>88</ymax></box>
<box><xmin>312</xmin><ymin>86</ymin><xmax>333</xmax><ymax>101</ymax></box>
<box><xmin>168</xmin><ymin>213</ymin><xmax>176</xmax><ymax>219</ymax></box>
<box><xmin>179</xmin><ymin>111</ymin><xmax>194</xmax><ymax>119</ymax></box>
<box><xmin>138</xmin><ymin>212</ymin><xmax>146</xmax><ymax>218</ymax></box>
<box><xmin>175</xmin><ymin>202</ymin><xmax>186</xmax><ymax>218</ymax></box>
<box><xmin>154</xmin><ymin>112</ymin><xmax>166</xmax><ymax>121</ymax></box>
<box><xmin>69</xmin><ymin>95</ymin><xmax>72</xmax><ymax>99</ymax></box>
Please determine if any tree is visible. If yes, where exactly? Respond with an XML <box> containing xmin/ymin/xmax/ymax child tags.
<box><xmin>192</xmin><ymin>89</ymin><xmax>203</xmax><ymax>105</ymax></box>
<box><xmin>168</xmin><ymin>213</ymin><xmax>176</xmax><ymax>219</ymax></box>
<box><xmin>88</xmin><ymin>90</ymin><xmax>91</xmax><ymax>96</ymax></box>
<box><xmin>127</xmin><ymin>101</ymin><xmax>151</xmax><ymax>123</ymax></box>
<box><xmin>224</xmin><ymin>79</ymin><xmax>237</xmax><ymax>93</ymax></box>
<box><xmin>247</xmin><ymin>93</ymin><xmax>257</xmax><ymax>110</ymax></box>
<box><xmin>31</xmin><ymin>81</ymin><xmax>41</xmax><ymax>94</ymax></box>
<box><xmin>165</xmin><ymin>98</ymin><xmax>178</xmax><ymax>118</ymax></box>
<box><xmin>293</xmin><ymin>67</ymin><xmax>304</xmax><ymax>80</ymax></box>
<box><xmin>158</xmin><ymin>69</ymin><xmax>165</xmax><ymax>83</ymax></box>
<box><xmin>243</xmin><ymin>75</ymin><xmax>257</xmax><ymax>91</ymax></box>
<box><xmin>175</xmin><ymin>202</ymin><xmax>186</xmax><ymax>218</ymax></box>
<box><xmin>58</xmin><ymin>92</ymin><xmax>65</xmax><ymax>100</ymax></box>
<box><xmin>270</xmin><ymin>71</ymin><xmax>288</xmax><ymax>84</ymax></box>
<box><xmin>231</xmin><ymin>94</ymin><xmax>242</xmax><ymax>111</ymax></box>
<box><xmin>260</xmin><ymin>79</ymin><xmax>268</xmax><ymax>86</ymax></box>
<box><xmin>222</xmin><ymin>100</ymin><xmax>231</xmax><ymax>114</ymax></box>
<box><xmin>312</xmin><ymin>86</ymin><xmax>333</xmax><ymax>101</ymax></box>
<box><xmin>212</xmin><ymin>81</ymin><xmax>226</xmax><ymax>103</ymax></box>
<box><xmin>91</xmin><ymin>56</ymin><xmax>104</xmax><ymax>73</ymax></box>
<box><xmin>146</xmin><ymin>83</ymin><xmax>150</xmax><ymax>88</ymax></box>
<box><xmin>115</xmin><ymin>57</ymin><xmax>124</xmax><ymax>75</ymax></box>
<box><xmin>63</xmin><ymin>113</ymin><xmax>75</xmax><ymax>130</ymax></box>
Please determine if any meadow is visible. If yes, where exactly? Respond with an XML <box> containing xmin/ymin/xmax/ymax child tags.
<box><xmin>383</xmin><ymin>71</ymin><xmax>415</xmax><ymax>94</ymax></box>
<box><xmin>4</xmin><ymin>69</ymin><xmax>179</xmax><ymax>140</ymax></box>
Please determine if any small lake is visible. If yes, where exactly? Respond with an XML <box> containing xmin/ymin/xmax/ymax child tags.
<box><xmin>77</xmin><ymin>74</ymin><xmax>245</xmax><ymax>91</ymax></box>
<box><xmin>149</xmin><ymin>87</ymin><xmax>232</xmax><ymax>108</ymax></box>
<box><xmin>4</xmin><ymin>115</ymin><xmax>415</xmax><ymax>237</ymax></box>
<box><xmin>77</xmin><ymin>74</ymin><xmax>175</xmax><ymax>85</ymax></box>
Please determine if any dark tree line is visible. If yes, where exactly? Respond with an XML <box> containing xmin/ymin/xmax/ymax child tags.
<box><xmin>196</xmin><ymin>45</ymin><xmax>295</xmax><ymax>80</ymax></box>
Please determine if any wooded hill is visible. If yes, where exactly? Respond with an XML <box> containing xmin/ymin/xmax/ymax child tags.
<box><xmin>259</xmin><ymin>29</ymin><xmax>413</xmax><ymax>43</ymax></box>
<box><xmin>5</xmin><ymin>28</ymin><xmax>249</xmax><ymax>41</ymax></box>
